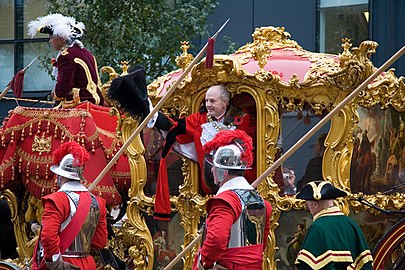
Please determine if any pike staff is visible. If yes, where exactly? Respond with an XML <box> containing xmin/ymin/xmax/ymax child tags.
<box><xmin>163</xmin><ymin>45</ymin><xmax>405</xmax><ymax>270</ymax></box>
<box><xmin>88</xmin><ymin>18</ymin><xmax>230</xmax><ymax>191</ymax></box>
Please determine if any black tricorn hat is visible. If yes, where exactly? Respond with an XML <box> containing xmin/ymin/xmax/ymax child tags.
<box><xmin>107</xmin><ymin>65</ymin><xmax>150</xmax><ymax>119</ymax></box>
<box><xmin>296</xmin><ymin>181</ymin><xmax>348</xmax><ymax>201</ymax></box>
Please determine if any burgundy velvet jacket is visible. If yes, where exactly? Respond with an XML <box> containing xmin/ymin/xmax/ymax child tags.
<box><xmin>53</xmin><ymin>44</ymin><xmax>104</xmax><ymax>106</ymax></box>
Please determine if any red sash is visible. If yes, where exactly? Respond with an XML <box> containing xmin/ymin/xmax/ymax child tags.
<box><xmin>32</xmin><ymin>192</ymin><xmax>92</xmax><ymax>270</ymax></box>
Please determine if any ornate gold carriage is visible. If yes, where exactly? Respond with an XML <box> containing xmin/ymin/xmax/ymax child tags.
<box><xmin>103</xmin><ymin>26</ymin><xmax>405</xmax><ymax>269</ymax></box>
<box><xmin>1</xmin><ymin>25</ymin><xmax>405</xmax><ymax>270</ymax></box>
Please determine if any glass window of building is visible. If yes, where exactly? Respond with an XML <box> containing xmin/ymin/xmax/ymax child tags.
<box><xmin>0</xmin><ymin>0</ymin><xmax>54</xmax><ymax>96</ymax></box>
<box><xmin>319</xmin><ymin>0</ymin><xmax>369</xmax><ymax>54</ymax></box>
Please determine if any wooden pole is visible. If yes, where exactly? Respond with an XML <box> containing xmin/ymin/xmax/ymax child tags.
<box><xmin>0</xmin><ymin>86</ymin><xmax>11</xmax><ymax>100</ymax></box>
<box><xmin>88</xmin><ymin>18</ymin><xmax>230</xmax><ymax>192</ymax></box>
<box><xmin>163</xmin><ymin>45</ymin><xmax>405</xmax><ymax>270</ymax></box>
<box><xmin>2</xmin><ymin>96</ymin><xmax>55</xmax><ymax>105</ymax></box>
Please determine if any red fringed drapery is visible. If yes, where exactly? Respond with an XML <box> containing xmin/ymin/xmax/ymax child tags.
<box><xmin>0</xmin><ymin>103</ymin><xmax>131</xmax><ymax>205</ymax></box>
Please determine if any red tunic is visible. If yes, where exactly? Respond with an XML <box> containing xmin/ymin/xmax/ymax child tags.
<box><xmin>40</xmin><ymin>190</ymin><xmax>107</xmax><ymax>270</ymax></box>
<box><xmin>193</xmin><ymin>186</ymin><xmax>272</xmax><ymax>269</ymax></box>
<box><xmin>154</xmin><ymin>110</ymin><xmax>254</xmax><ymax>221</ymax></box>
<box><xmin>53</xmin><ymin>45</ymin><xmax>104</xmax><ymax>106</ymax></box>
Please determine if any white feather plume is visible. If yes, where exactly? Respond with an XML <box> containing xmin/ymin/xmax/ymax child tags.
<box><xmin>27</xmin><ymin>13</ymin><xmax>85</xmax><ymax>41</ymax></box>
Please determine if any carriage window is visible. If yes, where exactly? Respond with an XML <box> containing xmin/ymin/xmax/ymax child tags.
<box><xmin>279</xmin><ymin>110</ymin><xmax>330</xmax><ymax>195</ymax></box>
<box><xmin>0</xmin><ymin>0</ymin><xmax>53</xmax><ymax>94</ymax></box>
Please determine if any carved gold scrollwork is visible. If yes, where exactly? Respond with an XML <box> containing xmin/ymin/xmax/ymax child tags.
<box><xmin>120</xmin><ymin>117</ymin><xmax>153</xmax><ymax>270</ymax></box>
<box><xmin>250</xmin><ymin>38</ymin><xmax>271</xmax><ymax>70</ymax></box>
<box><xmin>358</xmin><ymin>68</ymin><xmax>405</xmax><ymax>111</ymax></box>
<box><xmin>100</xmin><ymin>66</ymin><xmax>119</xmax><ymax>105</ymax></box>
<box><xmin>1</xmin><ymin>189</ymin><xmax>34</xmax><ymax>266</ymax></box>
<box><xmin>109</xmin><ymin>107</ymin><xmax>123</xmax><ymax>137</ymax></box>
<box><xmin>236</xmin><ymin>26</ymin><xmax>302</xmax><ymax>55</ymax></box>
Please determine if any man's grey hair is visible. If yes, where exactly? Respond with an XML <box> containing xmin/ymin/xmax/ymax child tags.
<box><xmin>217</xmin><ymin>84</ymin><xmax>230</xmax><ymax>105</ymax></box>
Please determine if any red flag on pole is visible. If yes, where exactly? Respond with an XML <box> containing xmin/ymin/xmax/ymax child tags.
<box><xmin>7</xmin><ymin>70</ymin><xmax>26</xmax><ymax>98</ymax></box>
<box><xmin>205</xmin><ymin>37</ymin><xmax>215</xmax><ymax>69</ymax></box>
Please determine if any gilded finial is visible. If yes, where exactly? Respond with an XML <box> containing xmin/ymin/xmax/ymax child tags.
<box><xmin>176</xmin><ymin>41</ymin><xmax>194</xmax><ymax>70</ymax></box>
<box><xmin>121</xmin><ymin>61</ymin><xmax>129</xmax><ymax>75</ymax></box>
<box><xmin>339</xmin><ymin>38</ymin><xmax>353</xmax><ymax>68</ymax></box>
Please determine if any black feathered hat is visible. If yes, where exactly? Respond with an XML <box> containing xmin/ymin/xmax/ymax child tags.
<box><xmin>296</xmin><ymin>181</ymin><xmax>348</xmax><ymax>201</ymax></box>
<box><xmin>107</xmin><ymin>65</ymin><xmax>150</xmax><ymax>119</ymax></box>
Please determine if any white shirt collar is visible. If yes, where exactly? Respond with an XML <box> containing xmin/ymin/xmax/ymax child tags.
<box><xmin>217</xmin><ymin>176</ymin><xmax>253</xmax><ymax>195</ymax></box>
<box><xmin>58</xmin><ymin>181</ymin><xmax>88</xmax><ymax>192</ymax></box>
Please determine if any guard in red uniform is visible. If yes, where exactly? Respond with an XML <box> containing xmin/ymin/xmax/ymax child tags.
<box><xmin>154</xmin><ymin>84</ymin><xmax>255</xmax><ymax>221</ymax></box>
<box><xmin>32</xmin><ymin>142</ymin><xmax>107</xmax><ymax>270</ymax></box>
<box><xmin>193</xmin><ymin>129</ymin><xmax>272</xmax><ymax>270</ymax></box>
<box><xmin>28</xmin><ymin>14</ymin><xmax>104</xmax><ymax>108</ymax></box>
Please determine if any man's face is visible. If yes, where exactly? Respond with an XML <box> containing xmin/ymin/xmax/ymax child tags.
<box><xmin>205</xmin><ymin>86</ymin><xmax>228</xmax><ymax>118</ymax></box>
<box><xmin>49</xmin><ymin>35</ymin><xmax>66</xmax><ymax>51</ymax></box>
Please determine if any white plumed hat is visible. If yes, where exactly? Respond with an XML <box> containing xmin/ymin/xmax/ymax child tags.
<box><xmin>27</xmin><ymin>13</ymin><xmax>85</xmax><ymax>42</ymax></box>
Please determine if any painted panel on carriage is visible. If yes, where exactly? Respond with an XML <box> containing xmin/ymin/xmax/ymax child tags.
<box><xmin>274</xmin><ymin>209</ymin><xmax>313</xmax><ymax>269</ymax></box>
<box><xmin>349</xmin><ymin>211</ymin><xmax>404</xmax><ymax>270</ymax></box>
<box><xmin>351</xmin><ymin>104</ymin><xmax>405</xmax><ymax>194</ymax></box>
<box><xmin>143</xmin><ymin>213</ymin><xmax>184</xmax><ymax>270</ymax></box>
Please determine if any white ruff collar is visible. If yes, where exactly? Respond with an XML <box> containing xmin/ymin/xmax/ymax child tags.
<box><xmin>200</xmin><ymin>121</ymin><xmax>236</xmax><ymax>146</ymax></box>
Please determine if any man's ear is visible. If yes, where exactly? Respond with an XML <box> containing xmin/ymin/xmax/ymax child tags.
<box><xmin>307</xmin><ymin>200</ymin><xmax>319</xmax><ymax>209</ymax></box>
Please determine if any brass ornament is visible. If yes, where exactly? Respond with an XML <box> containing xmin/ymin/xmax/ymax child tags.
<box><xmin>176</xmin><ymin>41</ymin><xmax>194</xmax><ymax>71</ymax></box>
<box><xmin>32</xmin><ymin>134</ymin><xmax>52</xmax><ymax>154</ymax></box>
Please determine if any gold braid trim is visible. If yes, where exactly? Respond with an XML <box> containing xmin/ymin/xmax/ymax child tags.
<box><xmin>93</xmin><ymin>55</ymin><xmax>103</xmax><ymax>90</ymax></box>
<box><xmin>12</xmin><ymin>107</ymin><xmax>90</xmax><ymax>118</ymax></box>
<box><xmin>88</xmin><ymin>184</ymin><xmax>118</xmax><ymax>195</ymax></box>
<box><xmin>349</xmin><ymin>250</ymin><xmax>373</xmax><ymax>270</ymax></box>
<box><xmin>296</xmin><ymin>249</ymin><xmax>353</xmax><ymax>269</ymax></box>
<box><xmin>96</xmin><ymin>127</ymin><xmax>117</xmax><ymax>139</ymax></box>
<box><xmin>1</xmin><ymin>108</ymin><xmax>101</xmax><ymax>142</ymax></box>
<box><xmin>109</xmin><ymin>171</ymin><xmax>131</xmax><ymax>178</ymax></box>
<box><xmin>2</xmin><ymin>117</ymin><xmax>99</xmax><ymax>142</ymax></box>
<box><xmin>0</xmin><ymin>157</ymin><xmax>15</xmax><ymax>171</ymax></box>
<box><xmin>74</xmin><ymin>58</ymin><xmax>101</xmax><ymax>105</ymax></box>
<box><xmin>16</xmin><ymin>147</ymin><xmax>53</xmax><ymax>164</ymax></box>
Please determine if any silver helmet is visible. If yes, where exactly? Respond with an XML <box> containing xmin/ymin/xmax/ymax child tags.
<box><xmin>50</xmin><ymin>153</ymin><xmax>83</xmax><ymax>180</ymax></box>
<box><xmin>206</xmin><ymin>143</ymin><xmax>250</xmax><ymax>170</ymax></box>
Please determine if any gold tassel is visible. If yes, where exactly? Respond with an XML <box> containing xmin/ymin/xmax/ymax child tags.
<box><xmin>37</xmin><ymin>121</ymin><xmax>42</xmax><ymax>134</ymax></box>
<box><xmin>47</xmin><ymin>120</ymin><xmax>51</xmax><ymax>134</ymax></box>
<box><xmin>18</xmin><ymin>157</ymin><xmax>22</xmax><ymax>173</ymax></box>
<box><xmin>35</xmin><ymin>163</ymin><xmax>39</xmax><ymax>180</ymax></box>
<box><xmin>45</xmin><ymin>164</ymin><xmax>49</xmax><ymax>180</ymax></box>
